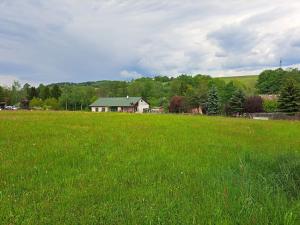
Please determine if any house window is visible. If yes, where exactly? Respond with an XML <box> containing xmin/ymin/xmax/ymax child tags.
<box><xmin>95</xmin><ymin>107</ymin><xmax>99</xmax><ymax>112</ymax></box>
<box><xmin>101</xmin><ymin>107</ymin><xmax>105</xmax><ymax>112</ymax></box>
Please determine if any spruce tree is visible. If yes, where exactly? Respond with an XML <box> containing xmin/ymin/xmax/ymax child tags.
<box><xmin>0</xmin><ymin>86</ymin><xmax>5</xmax><ymax>104</ymax></box>
<box><xmin>278</xmin><ymin>79</ymin><xmax>300</xmax><ymax>113</ymax></box>
<box><xmin>207</xmin><ymin>86</ymin><xmax>220</xmax><ymax>115</ymax></box>
<box><xmin>228</xmin><ymin>89</ymin><xmax>246</xmax><ymax>115</ymax></box>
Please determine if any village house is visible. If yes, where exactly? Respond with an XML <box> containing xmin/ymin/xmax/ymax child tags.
<box><xmin>90</xmin><ymin>96</ymin><xmax>149</xmax><ymax>113</ymax></box>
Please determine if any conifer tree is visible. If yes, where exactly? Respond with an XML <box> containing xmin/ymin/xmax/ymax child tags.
<box><xmin>0</xmin><ymin>86</ymin><xmax>5</xmax><ymax>104</ymax></box>
<box><xmin>228</xmin><ymin>89</ymin><xmax>246</xmax><ymax>115</ymax></box>
<box><xmin>278</xmin><ymin>79</ymin><xmax>300</xmax><ymax>113</ymax></box>
<box><xmin>207</xmin><ymin>86</ymin><xmax>220</xmax><ymax>115</ymax></box>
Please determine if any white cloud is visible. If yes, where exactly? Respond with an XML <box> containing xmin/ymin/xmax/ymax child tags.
<box><xmin>0</xmin><ymin>0</ymin><xmax>300</xmax><ymax>84</ymax></box>
<box><xmin>0</xmin><ymin>74</ymin><xmax>38</xmax><ymax>86</ymax></box>
<box><xmin>120</xmin><ymin>70</ymin><xmax>142</xmax><ymax>79</ymax></box>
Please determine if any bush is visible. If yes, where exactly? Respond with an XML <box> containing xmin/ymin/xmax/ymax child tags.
<box><xmin>263</xmin><ymin>99</ymin><xmax>278</xmax><ymax>113</ymax></box>
<box><xmin>44</xmin><ymin>98</ymin><xmax>59</xmax><ymax>110</ymax></box>
<box><xmin>29</xmin><ymin>97</ymin><xmax>44</xmax><ymax>109</ymax></box>
<box><xmin>244</xmin><ymin>96</ymin><xmax>263</xmax><ymax>113</ymax></box>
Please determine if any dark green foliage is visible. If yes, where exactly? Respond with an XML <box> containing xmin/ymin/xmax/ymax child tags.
<box><xmin>221</xmin><ymin>81</ymin><xmax>238</xmax><ymax>103</ymax></box>
<box><xmin>154</xmin><ymin>76</ymin><xmax>170</xmax><ymax>82</ymax></box>
<box><xmin>22</xmin><ymin>83</ymin><xmax>39</xmax><ymax>101</ymax></box>
<box><xmin>38</xmin><ymin>84</ymin><xmax>51</xmax><ymax>100</ymax></box>
<box><xmin>285</xmin><ymin>68</ymin><xmax>300</xmax><ymax>83</ymax></box>
<box><xmin>0</xmin><ymin>86</ymin><xmax>5</xmax><ymax>103</ymax></box>
<box><xmin>256</xmin><ymin>69</ymin><xmax>285</xmax><ymax>94</ymax></box>
<box><xmin>22</xmin><ymin>83</ymin><xmax>31</xmax><ymax>99</ymax></box>
<box><xmin>28</xmin><ymin>87</ymin><xmax>38</xmax><ymax>100</ymax></box>
<box><xmin>256</xmin><ymin>68</ymin><xmax>300</xmax><ymax>94</ymax></box>
<box><xmin>278</xmin><ymin>79</ymin><xmax>300</xmax><ymax>113</ymax></box>
<box><xmin>51</xmin><ymin>85</ymin><xmax>62</xmax><ymax>99</ymax></box>
<box><xmin>228</xmin><ymin>89</ymin><xmax>246</xmax><ymax>115</ymax></box>
<box><xmin>206</xmin><ymin>86</ymin><xmax>220</xmax><ymax>115</ymax></box>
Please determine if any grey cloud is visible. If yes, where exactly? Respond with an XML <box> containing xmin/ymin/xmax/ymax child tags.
<box><xmin>291</xmin><ymin>40</ymin><xmax>300</xmax><ymax>48</ymax></box>
<box><xmin>215</xmin><ymin>52</ymin><xmax>227</xmax><ymax>58</ymax></box>
<box><xmin>208</xmin><ymin>24</ymin><xmax>258</xmax><ymax>53</ymax></box>
<box><xmin>0</xmin><ymin>0</ymin><xmax>300</xmax><ymax>85</ymax></box>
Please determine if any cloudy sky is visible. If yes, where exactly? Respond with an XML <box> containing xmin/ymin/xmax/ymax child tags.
<box><xmin>1</xmin><ymin>0</ymin><xmax>300</xmax><ymax>85</ymax></box>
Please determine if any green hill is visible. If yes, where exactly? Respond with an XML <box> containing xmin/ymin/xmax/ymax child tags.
<box><xmin>216</xmin><ymin>75</ymin><xmax>258</xmax><ymax>95</ymax></box>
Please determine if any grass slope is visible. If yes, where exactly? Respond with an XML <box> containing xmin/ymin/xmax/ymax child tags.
<box><xmin>217</xmin><ymin>75</ymin><xmax>258</xmax><ymax>95</ymax></box>
<box><xmin>0</xmin><ymin>111</ymin><xmax>299</xmax><ymax>224</ymax></box>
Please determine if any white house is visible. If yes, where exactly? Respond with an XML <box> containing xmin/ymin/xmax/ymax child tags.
<box><xmin>90</xmin><ymin>96</ymin><xmax>150</xmax><ymax>113</ymax></box>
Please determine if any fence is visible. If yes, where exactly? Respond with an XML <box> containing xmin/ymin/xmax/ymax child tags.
<box><xmin>247</xmin><ymin>112</ymin><xmax>300</xmax><ymax>120</ymax></box>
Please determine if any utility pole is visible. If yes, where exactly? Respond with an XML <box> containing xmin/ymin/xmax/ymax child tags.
<box><xmin>279</xmin><ymin>58</ymin><xmax>282</xmax><ymax>68</ymax></box>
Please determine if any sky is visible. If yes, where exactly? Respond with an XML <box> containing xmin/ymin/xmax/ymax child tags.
<box><xmin>1</xmin><ymin>0</ymin><xmax>300</xmax><ymax>85</ymax></box>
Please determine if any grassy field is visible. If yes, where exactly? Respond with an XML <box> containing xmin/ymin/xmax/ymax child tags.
<box><xmin>217</xmin><ymin>75</ymin><xmax>258</xmax><ymax>95</ymax></box>
<box><xmin>0</xmin><ymin>111</ymin><xmax>299</xmax><ymax>224</ymax></box>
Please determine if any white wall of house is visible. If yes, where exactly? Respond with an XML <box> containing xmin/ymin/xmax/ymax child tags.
<box><xmin>91</xmin><ymin>99</ymin><xmax>149</xmax><ymax>113</ymax></box>
<box><xmin>91</xmin><ymin>106</ymin><xmax>109</xmax><ymax>112</ymax></box>
<box><xmin>137</xmin><ymin>99</ymin><xmax>149</xmax><ymax>113</ymax></box>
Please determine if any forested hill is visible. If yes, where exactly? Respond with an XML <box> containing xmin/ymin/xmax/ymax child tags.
<box><xmin>49</xmin><ymin>75</ymin><xmax>258</xmax><ymax>89</ymax></box>
<box><xmin>48</xmin><ymin>80</ymin><xmax>124</xmax><ymax>87</ymax></box>
<box><xmin>45</xmin><ymin>75</ymin><xmax>259</xmax><ymax>107</ymax></box>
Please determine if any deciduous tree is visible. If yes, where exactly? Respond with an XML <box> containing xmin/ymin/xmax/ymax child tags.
<box><xmin>169</xmin><ymin>96</ymin><xmax>186</xmax><ymax>113</ymax></box>
<box><xmin>51</xmin><ymin>85</ymin><xmax>62</xmax><ymax>99</ymax></box>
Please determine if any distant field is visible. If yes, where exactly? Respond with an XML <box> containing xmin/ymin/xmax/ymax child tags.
<box><xmin>0</xmin><ymin>111</ymin><xmax>299</xmax><ymax>224</ymax></box>
<box><xmin>217</xmin><ymin>75</ymin><xmax>258</xmax><ymax>94</ymax></box>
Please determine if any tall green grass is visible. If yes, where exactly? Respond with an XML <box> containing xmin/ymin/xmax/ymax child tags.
<box><xmin>0</xmin><ymin>111</ymin><xmax>299</xmax><ymax>224</ymax></box>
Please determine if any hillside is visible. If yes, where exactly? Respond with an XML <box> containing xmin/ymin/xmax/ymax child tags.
<box><xmin>217</xmin><ymin>75</ymin><xmax>258</xmax><ymax>95</ymax></box>
<box><xmin>1</xmin><ymin>111</ymin><xmax>299</xmax><ymax>224</ymax></box>
<box><xmin>49</xmin><ymin>75</ymin><xmax>259</xmax><ymax>95</ymax></box>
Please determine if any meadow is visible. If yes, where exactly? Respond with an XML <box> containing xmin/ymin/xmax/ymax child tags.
<box><xmin>0</xmin><ymin>111</ymin><xmax>299</xmax><ymax>224</ymax></box>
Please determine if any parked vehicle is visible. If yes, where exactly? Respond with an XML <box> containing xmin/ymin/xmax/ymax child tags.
<box><xmin>5</xmin><ymin>106</ymin><xmax>18</xmax><ymax>110</ymax></box>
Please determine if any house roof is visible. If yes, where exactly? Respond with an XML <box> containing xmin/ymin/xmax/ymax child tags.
<box><xmin>90</xmin><ymin>97</ymin><xmax>143</xmax><ymax>107</ymax></box>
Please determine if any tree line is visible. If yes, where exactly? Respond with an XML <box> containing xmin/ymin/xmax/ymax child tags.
<box><xmin>0</xmin><ymin>68</ymin><xmax>299</xmax><ymax>114</ymax></box>
<box><xmin>169</xmin><ymin>68</ymin><xmax>300</xmax><ymax>115</ymax></box>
